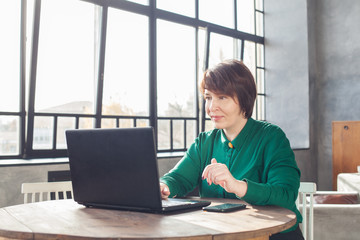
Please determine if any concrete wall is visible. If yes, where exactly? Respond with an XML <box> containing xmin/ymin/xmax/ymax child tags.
<box><xmin>265</xmin><ymin>0</ymin><xmax>360</xmax><ymax>190</ymax></box>
<box><xmin>0</xmin><ymin>163</ymin><xmax>70</xmax><ymax>208</ymax></box>
<box><xmin>314</xmin><ymin>0</ymin><xmax>360</xmax><ymax>189</ymax></box>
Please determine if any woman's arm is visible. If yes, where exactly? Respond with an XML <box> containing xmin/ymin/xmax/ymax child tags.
<box><xmin>160</xmin><ymin>138</ymin><xmax>204</xmax><ymax>197</ymax></box>
<box><xmin>242</xmin><ymin>131</ymin><xmax>300</xmax><ymax>209</ymax></box>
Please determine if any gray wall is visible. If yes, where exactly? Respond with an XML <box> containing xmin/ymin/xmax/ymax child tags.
<box><xmin>0</xmin><ymin>163</ymin><xmax>70</xmax><ymax>208</ymax></box>
<box><xmin>265</xmin><ymin>0</ymin><xmax>360</xmax><ymax>190</ymax></box>
<box><xmin>314</xmin><ymin>0</ymin><xmax>360</xmax><ymax>189</ymax></box>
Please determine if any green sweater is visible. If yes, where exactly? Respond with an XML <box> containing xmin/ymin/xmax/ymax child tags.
<box><xmin>160</xmin><ymin>118</ymin><xmax>301</xmax><ymax>231</ymax></box>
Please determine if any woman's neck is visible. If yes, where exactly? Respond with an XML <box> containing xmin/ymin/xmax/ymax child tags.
<box><xmin>224</xmin><ymin>118</ymin><xmax>248</xmax><ymax>141</ymax></box>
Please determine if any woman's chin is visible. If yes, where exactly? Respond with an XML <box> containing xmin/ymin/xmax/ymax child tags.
<box><xmin>213</xmin><ymin>123</ymin><xmax>225</xmax><ymax>129</ymax></box>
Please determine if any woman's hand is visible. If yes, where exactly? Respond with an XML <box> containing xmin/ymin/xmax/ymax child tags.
<box><xmin>202</xmin><ymin>158</ymin><xmax>248</xmax><ymax>198</ymax></box>
<box><xmin>160</xmin><ymin>182</ymin><xmax>170</xmax><ymax>199</ymax></box>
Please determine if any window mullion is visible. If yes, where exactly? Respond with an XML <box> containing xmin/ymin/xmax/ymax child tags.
<box><xmin>25</xmin><ymin>0</ymin><xmax>41</xmax><ymax>158</ymax></box>
<box><xmin>149</xmin><ymin>0</ymin><xmax>158</xmax><ymax>148</ymax></box>
<box><xmin>20</xmin><ymin>0</ymin><xmax>27</xmax><ymax>157</ymax></box>
<box><xmin>95</xmin><ymin>6</ymin><xmax>108</xmax><ymax>128</ymax></box>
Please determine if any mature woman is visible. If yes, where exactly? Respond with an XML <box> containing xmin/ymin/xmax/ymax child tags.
<box><xmin>160</xmin><ymin>59</ymin><xmax>303</xmax><ymax>240</ymax></box>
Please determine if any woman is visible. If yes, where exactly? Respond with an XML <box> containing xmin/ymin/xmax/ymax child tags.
<box><xmin>160</xmin><ymin>59</ymin><xmax>303</xmax><ymax>240</ymax></box>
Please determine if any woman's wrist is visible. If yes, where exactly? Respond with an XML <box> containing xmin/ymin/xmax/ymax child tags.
<box><xmin>234</xmin><ymin>180</ymin><xmax>248</xmax><ymax>198</ymax></box>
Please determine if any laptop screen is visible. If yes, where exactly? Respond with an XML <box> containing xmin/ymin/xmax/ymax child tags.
<box><xmin>66</xmin><ymin>127</ymin><xmax>164</xmax><ymax>211</ymax></box>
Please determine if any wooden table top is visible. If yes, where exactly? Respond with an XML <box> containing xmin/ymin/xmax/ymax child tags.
<box><xmin>0</xmin><ymin>198</ymin><xmax>296</xmax><ymax>240</ymax></box>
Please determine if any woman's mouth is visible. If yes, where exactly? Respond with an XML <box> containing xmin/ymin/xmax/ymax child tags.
<box><xmin>211</xmin><ymin>116</ymin><xmax>223</xmax><ymax>121</ymax></box>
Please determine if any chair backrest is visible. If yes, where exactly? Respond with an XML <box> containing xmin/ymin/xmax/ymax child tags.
<box><xmin>21</xmin><ymin>181</ymin><xmax>73</xmax><ymax>203</ymax></box>
<box><xmin>297</xmin><ymin>182</ymin><xmax>317</xmax><ymax>240</ymax></box>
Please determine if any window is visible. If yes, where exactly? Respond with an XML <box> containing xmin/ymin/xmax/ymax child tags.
<box><xmin>157</xmin><ymin>0</ymin><xmax>195</xmax><ymax>17</ymax></box>
<box><xmin>199</xmin><ymin>0</ymin><xmax>234</xmax><ymax>28</ymax></box>
<box><xmin>157</xmin><ymin>20</ymin><xmax>197</xmax><ymax>151</ymax></box>
<box><xmin>103</xmin><ymin>8</ymin><xmax>149</xmax><ymax>128</ymax></box>
<box><xmin>32</xmin><ymin>0</ymin><xmax>97</xmax><ymax>153</ymax></box>
<box><xmin>0</xmin><ymin>1</ymin><xmax>22</xmax><ymax>156</ymax></box>
<box><xmin>0</xmin><ymin>0</ymin><xmax>264</xmax><ymax>160</ymax></box>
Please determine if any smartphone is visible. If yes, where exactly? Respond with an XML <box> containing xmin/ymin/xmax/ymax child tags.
<box><xmin>202</xmin><ymin>203</ymin><xmax>246</xmax><ymax>213</ymax></box>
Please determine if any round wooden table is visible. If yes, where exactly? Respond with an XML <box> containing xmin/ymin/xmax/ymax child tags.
<box><xmin>0</xmin><ymin>198</ymin><xmax>296</xmax><ymax>240</ymax></box>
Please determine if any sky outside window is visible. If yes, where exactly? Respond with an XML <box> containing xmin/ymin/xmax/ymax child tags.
<box><xmin>0</xmin><ymin>1</ymin><xmax>21</xmax><ymax>112</ymax></box>
<box><xmin>157</xmin><ymin>20</ymin><xmax>196</xmax><ymax>118</ymax></box>
<box><xmin>103</xmin><ymin>8</ymin><xmax>149</xmax><ymax>117</ymax></box>
<box><xmin>35</xmin><ymin>0</ymin><xmax>96</xmax><ymax>114</ymax></box>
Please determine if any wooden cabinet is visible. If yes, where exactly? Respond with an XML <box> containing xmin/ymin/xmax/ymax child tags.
<box><xmin>332</xmin><ymin>121</ymin><xmax>360</xmax><ymax>190</ymax></box>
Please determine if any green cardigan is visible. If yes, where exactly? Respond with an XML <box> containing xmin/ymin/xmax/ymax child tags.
<box><xmin>160</xmin><ymin>118</ymin><xmax>301</xmax><ymax>232</ymax></box>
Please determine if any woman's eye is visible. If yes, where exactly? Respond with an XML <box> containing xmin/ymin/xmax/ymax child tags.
<box><xmin>219</xmin><ymin>96</ymin><xmax>226</xmax><ymax>100</ymax></box>
<box><xmin>205</xmin><ymin>96</ymin><xmax>211</xmax><ymax>100</ymax></box>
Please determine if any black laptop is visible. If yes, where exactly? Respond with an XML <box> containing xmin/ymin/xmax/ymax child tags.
<box><xmin>65</xmin><ymin>127</ymin><xmax>210</xmax><ymax>213</ymax></box>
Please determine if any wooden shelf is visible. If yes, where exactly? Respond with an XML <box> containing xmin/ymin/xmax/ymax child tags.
<box><xmin>332</xmin><ymin>121</ymin><xmax>360</xmax><ymax>190</ymax></box>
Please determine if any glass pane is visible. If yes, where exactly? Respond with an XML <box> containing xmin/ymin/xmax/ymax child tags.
<box><xmin>33</xmin><ymin>116</ymin><xmax>54</xmax><ymax>149</ymax></box>
<box><xmin>135</xmin><ymin>119</ymin><xmax>149</xmax><ymax>127</ymax></box>
<box><xmin>101</xmin><ymin>118</ymin><xmax>116</xmax><ymax>128</ymax></box>
<box><xmin>233</xmin><ymin>39</ymin><xmax>242</xmax><ymax>61</ymax></box>
<box><xmin>56</xmin><ymin>117</ymin><xmax>75</xmax><ymax>149</ymax></box>
<box><xmin>256</xmin><ymin>68</ymin><xmax>264</xmax><ymax>94</ymax></box>
<box><xmin>103</xmin><ymin>8</ymin><xmax>149</xmax><ymax>116</ymax></box>
<box><xmin>237</xmin><ymin>0</ymin><xmax>254</xmax><ymax>34</ymax></box>
<box><xmin>199</xmin><ymin>0</ymin><xmax>234</xmax><ymax>28</ymax></box>
<box><xmin>186</xmin><ymin>120</ymin><xmax>196</xmax><ymax>149</ymax></box>
<box><xmin>256</xmin><ymin>43</ymin><xmax>264</xmax><ymax>68</ymax></box>
<box><xmin>255</xmin><ymin>0</ymin><xmax>263</xmax><ymax>11</ymax></box>
<box><xmin>79</xmin><ymin>117</ymin><xmax>95</xmax><ymax>129</ymax></box>
<box><xmin>204</xmin><ymin>119</ymin><xmax>213</xmax><ymax>132</ymax></box>
<box><xmin>0</xmin><ymin>1</ymin><xmax>21</xmax><ymax>111</ymax></box>
<box><xmin>243</xmin><ymin>41</ymin><xmax>256</xmax><ymax>77</ymax></box>
<box><xmin>0</xmin><ymin>116</ymin><xmax>20</xmax><ymax>155</ymax></box>
<box><xmin>256</xmin><ymin>11</ymin><xmax>264</xmax><ymax>37</ymax></box>
<box><xmin>255</xmin><ymin>95</ymin><xmax>265</xmax><ymax>120</ymax></box>
<box><xmin>35</xmin><ymin>0</ymin><xmax>97</xmax><ymax>114</ymax></box>
<box><xmin>119</xmin><ymin>119</ymin><xmax>134</xmax><ymax>128</ymax></box>
<box><xmin>198</xmin><ymin>28</ymin><xmax>206</xmax><ymax>77</ymax></box>
<box><xmin>157</xmin><ymin>0</ymin><xmax>195</xmax><ymax>17</ymax></box>
<box><xmin>173</xmin><ymin>120</ymin><xmax>184</xmax><ymax>149</ymax></box>
<box><xmin>157</xmin><ymin>20</ymin><xmax>196</xmax><ymax>117</ymax></box>
<box><xmin>158</xmin><ymin>120</ymin><xmax>170</xmax><ymax>150</ymax></box>
<box><xmin>208</xmin><ymin>33</ymin><xmax>240</xmax><ymax>69</ymax></box>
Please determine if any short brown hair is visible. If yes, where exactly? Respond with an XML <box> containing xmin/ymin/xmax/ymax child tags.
<box><xmin>200</xmin><ymin>59</ymin><xmax>257</xmax><ymax>118</ymax></box>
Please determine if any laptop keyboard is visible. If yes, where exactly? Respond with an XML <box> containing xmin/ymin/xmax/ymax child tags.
<box><xmin>162</xmin><ymin>199</ymin><xmax>193</xmax><ymax>207</ymax></box>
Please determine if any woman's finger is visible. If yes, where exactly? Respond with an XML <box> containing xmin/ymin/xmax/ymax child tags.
<box><xmin>160</xmin><ymin>183</ymin><xmax>170</xmax><ymax>199</ymax></box>
<box><xmin>202</xmin><ymin>158</ymin><xmax>217</xmax><ymax>184</ymax></box>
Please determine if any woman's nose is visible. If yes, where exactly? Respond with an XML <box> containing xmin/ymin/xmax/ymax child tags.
<box><xmin>209</xmin><ymin>99</ymin><xmax>219</xmax><ymax>111</ymax></box>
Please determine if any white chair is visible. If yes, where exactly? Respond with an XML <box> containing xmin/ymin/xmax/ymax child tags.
<box><xmin>297</xmin><ymin>182</ymin><xmax>317</xmax><ymax>240</ymax></box>
<box><xmin>21</xmin><ymin>181</ymin><xmax>73</xmax><ymax>203</ymax></box>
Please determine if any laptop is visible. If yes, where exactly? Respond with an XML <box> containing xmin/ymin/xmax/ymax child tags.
<box><xmin>65</xmin><ymin>127</ymin><xmax>210</xmax><ymax>213</ymax></box>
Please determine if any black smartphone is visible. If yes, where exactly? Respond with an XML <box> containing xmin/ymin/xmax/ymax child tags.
<box><xmin>202</xmin><ymin>203</ymin><xmax>246</xmax><ymax>213</ymax></box>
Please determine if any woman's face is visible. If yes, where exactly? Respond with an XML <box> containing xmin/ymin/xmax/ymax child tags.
<box><xmin>204</xmin><ymin>89</ymin><xmax>246</xmax><ymax>135</ymax></box>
